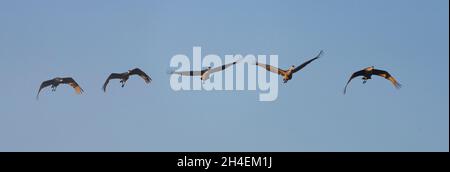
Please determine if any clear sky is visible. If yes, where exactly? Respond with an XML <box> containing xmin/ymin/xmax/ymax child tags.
<box><xmin>0</xmin><ymin>0</ymin><xmax>448</xmax><ymax>152</ymax></box>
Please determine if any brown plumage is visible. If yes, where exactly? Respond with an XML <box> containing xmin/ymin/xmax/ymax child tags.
<box><xmin>36</xmin><ymin>77</ymin><xmax>84</xmax><ymax>99</ymax></box>
<box><xmin>344</xmin><ymin>66</ymin><xmax>402</xmax><ymax>94</ymax></box>
<box><xmin>255</xmin><ymin>50</ymin><xmax>323</xmax><ymax>83</ymax></box>
<box><xmin>103</xmin><ymin>68</ymin><xmax>152</xmax><ymax>92</ymax></box>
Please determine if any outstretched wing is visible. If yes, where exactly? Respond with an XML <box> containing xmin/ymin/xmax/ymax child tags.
<box><xmin>373</xmin><ymin>69</ymin><xmax>402</xmax><ymax>89</ymax></box>
<box><xmin>209</xmin><ymin>59</ymin><xmax>241</xmax><ymax>74</ymax></box>
<box><xmin>292</xmin><ymin>50</ymin><xmax>323</xmax><ymax>73</ymax></box>
<box><xmin>129</xmin><ymin>68</ymin><xmax>152</xmax><ymax>84</ymax></box>
<box><xmin>343</xmin><ymin>70</ymin><xmax>366</xmax><ymax>94</ymax></box>
<box><xmin>61</xmin><ymin>77</ymin><xmax>84</xmax><ymax>94</ymax></box>
<box><xmin>103</xmin><ymin>73</ymin><xmax>122</xmax><ymax>92</ymax></box>
<box><xmin>171</xmin><ymin>69</ymin><xmax>206</xmax><ymax>76</ymax></box>
<box><xmin>36</xmin><ymin>79</ymin><xmax>55</xmax><ymax>100</ymax></box>
<box><xmin>255</xmin><ymin>62</ymin><xmax>287</xmax><ymax>76</ymax></box>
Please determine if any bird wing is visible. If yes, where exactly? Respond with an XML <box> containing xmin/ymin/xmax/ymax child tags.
<box><xmin>343</xmin><ymin>70</ymin><xmax>366</xmax><ymax>94</ymax></box>
<box><xmin>372</xmin><ymin>69</ymin><xmax>402</xmax><ymax>89</ymax></box>
<box><xmin>209</xmin><ymin>60</ymin><xmax>241</xmax><ymax>74</ymax></box>
<box><xmin>171</xmin><ymin>69</ymin><xmax>205</xmax><ymax>76</ymax></box>
<box><xmin>255</xmin><ymin>62</ymin><xmax>287</xmax><ymax>76</ymax></box>
<box><xmin>102</xmin><ymin>73</ymin><xmax>122</xmax><ymax>92</ymax></box>
<box><xmin>61</xmin><ymin>77</ymin><xmax>84</xmax><ymax>94</ymax></box>
<box><xmin>292</xmin><ymin>50</ymin><xmax>323</xmax><ymax>73</ymax></box>
<box><xmin>36</xmin><ymin>79</ymin><xmax>55</xmax><ymax>99</ymax></box>
<box><xmin>129</xmin><ymin>68</ymin><xmax>152</xmax><ymax>84</ymax></box>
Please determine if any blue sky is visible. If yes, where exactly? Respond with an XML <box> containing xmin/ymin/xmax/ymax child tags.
<box><xmin>0</xmin><ymin>0</ymin><xmax>448</xmax><ymax>151</ymax></box>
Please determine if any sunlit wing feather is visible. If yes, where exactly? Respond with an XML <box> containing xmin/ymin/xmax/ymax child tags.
<box><xmin>373</xmin><ymin>69</ymin><xmax>402</xmax><ymax>89</ymax></box>
<box><xmin>129</xmin><ymin>68</ymin><xmax>152</xmax><ymax>84</ymax></box>
<box><xmin>255</xmin><ymin>62</ymin><xmax>287</xmax><ymax>75</ymax></box>
<box><xmin>62</xmin><ymin>77</ymin><xmax>84</xmax><ymax>94</ymax></box>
